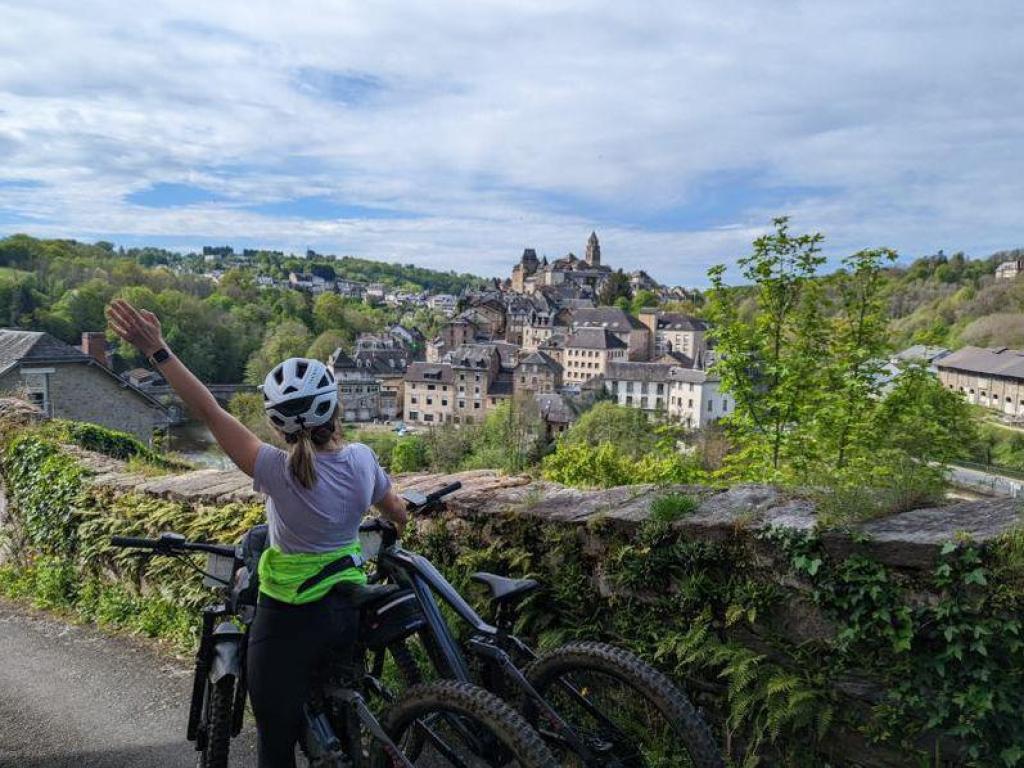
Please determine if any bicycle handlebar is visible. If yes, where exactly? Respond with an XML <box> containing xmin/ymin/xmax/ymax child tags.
<box><xmin>424</xmin><ymin>481</ymin><xmax>462</xmax><ymax>505</ymax></box>
<box><xmin>109</xmin><ymin>534</ymin><xmax>236</xmax><ymax>559</ymax></box>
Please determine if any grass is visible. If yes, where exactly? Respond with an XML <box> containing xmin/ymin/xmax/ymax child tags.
<box><xmin>649</xmin><ymin>492</ymin><xmax>699</xmax><ymax>523</ymax></box>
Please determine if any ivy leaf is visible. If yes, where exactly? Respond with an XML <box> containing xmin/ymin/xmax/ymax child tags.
<box><xmin>1002</xmin><ymin>745</ymin><xmax>1024</xmax><ymax>766</ymax></box>
<box><xmin>964</xmin><ymin>568</ymin><xmax>988</xmax><ymax>586</ymax></box>
<box><xmin>940</xmin><ymin>541</ymin><xmax>957</xmax><ymax>556</ymax></box>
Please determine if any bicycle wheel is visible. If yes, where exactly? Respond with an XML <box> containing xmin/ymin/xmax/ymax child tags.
<box><xmin>371</xmin><ymin>680</ymin><xmax>558</xmax><ymax>768</ymax></box>
<box><xmin>197</xmin><ymin>675</ymin><xmax>234</xmax><ymax>768</ymax></box>
<box><xmin>523</xmin><ymin>641</ymin><xmax>723</xmax><ymax>768</ymax></box>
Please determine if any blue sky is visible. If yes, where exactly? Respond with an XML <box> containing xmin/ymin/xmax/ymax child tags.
<box><xmin>0</xmin><ymin>1</ymin><xmax>1022</xmax><ymax>285</ymax></box>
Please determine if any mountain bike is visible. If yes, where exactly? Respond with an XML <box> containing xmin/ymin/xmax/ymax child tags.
<box><xmin>111</xmin><ymin>530</ymin><xmax>560</xmax><ymax>768</ymax></box>
<box><xmin>362</xmin><ymin>483</ymin><xmax>725</xmax><ymax>768</ymax></box>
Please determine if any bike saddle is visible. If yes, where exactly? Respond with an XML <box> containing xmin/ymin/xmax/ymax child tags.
<box><xmin>471</xmin><ymin>572</ymin><xmax>539</xmax><ymax>604</ymax></box>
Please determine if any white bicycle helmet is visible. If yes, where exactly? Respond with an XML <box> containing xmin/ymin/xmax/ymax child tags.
<box><xmin>261</xmin><ymin>357</ymin><xmax>338</xmax><ymax>435</ymax></box>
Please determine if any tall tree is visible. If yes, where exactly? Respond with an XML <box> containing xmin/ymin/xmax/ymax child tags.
<box><xmin>705</xmin><ymin>217</ymin><xmax>827</xmax><ymax>480</ymax></box>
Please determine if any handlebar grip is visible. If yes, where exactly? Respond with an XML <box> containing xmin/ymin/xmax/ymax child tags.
<box><xmin>110</xmin><ymin>535</ymin><xmax>159</xmax><ymax>549</ymax></box>
<box><xmin>425</xmin><ymin>481</ymin><xmax>462</xmax><ymax>504</ymax></box>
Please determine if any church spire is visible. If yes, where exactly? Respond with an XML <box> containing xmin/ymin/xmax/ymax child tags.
<box><xmin>585</xmin><ymin>231</ymin><xmax>601</xmax><ymax>267</ymax></box>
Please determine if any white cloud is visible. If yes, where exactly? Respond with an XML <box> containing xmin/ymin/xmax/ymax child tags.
<box><xmin>0</xmin><ymin>0</ymin><xmax>1022</xmax><ymax>284</ymax></box>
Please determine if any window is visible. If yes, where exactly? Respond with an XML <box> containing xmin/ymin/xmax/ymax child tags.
<box><xmin>708</xmin><ymin>400</ymin><xmax>713</xmax><ymax>412</ymax></box>
<box><xmin>408</xmin><ymin>410</ymin><xmax>419</xmax><ymax>421</ymax></box>
<box><xmin>424</xmin><ymin>414</ymin><xmax>434</xmax><ymax>422</ymax></box>
<box><xmin>441</xmin><ymin>399</ymin><xmax>448</xmax><ymax>406</ymax></box>
<box><xmin>474</xmin><ymin>402</ymin><xmax>480</xmax><ymax>409</ymax></box>
<box><xmin>626</xmin><ymin>395</ymin><xmax>633</xmax><ymax>405</ymax></box>
<box><xmin>410</xmin><ymin>396</ymin><xmax>418</xmax><ymax>404</ymax></box>
<box><xmin>426</xmin><ymin>398</ymin><xmax>433</xmax><ymax>405</ymax></box>
<box><xmin>688</xmin><ymin>399</ymin><xmax>693</xmax><ymax>408</ymax></box>
<box><xmin>23</xmin><ymin>371</ymin><xmax>50</xmax><ymax>415</ymax></box>
<box><xmin>427</xmin><ymin>384</ymin><xmax>436</xmax><ymax>391</ymax></box>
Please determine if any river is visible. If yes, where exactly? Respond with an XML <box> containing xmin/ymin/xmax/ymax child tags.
<box><xmin>165</xmin><ymin>421</ymin><xmax>231</xmax><ymax>469</ymax></box>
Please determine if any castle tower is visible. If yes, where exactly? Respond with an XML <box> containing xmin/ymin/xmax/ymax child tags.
<box><xmin>521</xmin><ymin>248</ymin><xmax>539</xmax><ymax>275</ymax></box>
<box><xmin>585</xmin><ymin>231</ymin><xmax>601</xmax><ymax>267</ymax></box>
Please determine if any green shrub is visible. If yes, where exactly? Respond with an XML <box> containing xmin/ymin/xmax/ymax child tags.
<box><xmin>650</xmin><ymin>492</ymin><xmax>699</xmax><ymax>522</ymax></box>
<box><xmin>392</xmin><ymin>435</ymin><xmax>428</xmax><ymax>473</ymax></box>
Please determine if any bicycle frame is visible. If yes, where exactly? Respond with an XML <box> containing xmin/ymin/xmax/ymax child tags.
<box><xmin>377</xmin><ymin>544</ymin><xmax>615</xmax><ymax>760</ymax></box>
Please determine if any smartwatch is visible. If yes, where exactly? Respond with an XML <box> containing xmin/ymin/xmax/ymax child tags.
<box><xmin>149</xmin><ymin>347</ymin><xmax>171</xmax><ymax>366</ymax></box>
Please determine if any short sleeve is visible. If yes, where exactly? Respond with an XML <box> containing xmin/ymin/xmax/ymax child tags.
<box><xmin>358</xmin><ymin>443</ymin><xmax>392</xmax><ymax>505</ymax></box>
<box><xmin>252</xmin><ymin>443</ymin><xmax>289</xmax><ymax>497</ymax></box>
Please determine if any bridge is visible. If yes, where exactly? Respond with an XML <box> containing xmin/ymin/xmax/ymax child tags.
<box><xmin>145</xmin><ymin>383</ymin><xmax>258</xmax><ymax>421</ymax></box>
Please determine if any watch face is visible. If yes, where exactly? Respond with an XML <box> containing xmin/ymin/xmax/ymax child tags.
<box><xmin>152</xmin><ymin>348</ymin><xmax>170</xmax><ymax>363</ymax></box>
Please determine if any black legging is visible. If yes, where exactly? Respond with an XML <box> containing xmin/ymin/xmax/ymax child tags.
<box><xmin>247</xmin><ymin>591</ymin><xmax>359</xmax><ymax>768</ymax></box>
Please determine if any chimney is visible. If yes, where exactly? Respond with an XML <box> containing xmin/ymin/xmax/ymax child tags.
<box><xmin>81</xmin><ymin>332</ymin><xmax>110</xmax><ymax>367</ymax></box>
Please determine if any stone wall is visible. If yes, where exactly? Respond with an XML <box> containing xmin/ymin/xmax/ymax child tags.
<box><xmin>3</xmin><ymin>427</ymin><xmax>1023</xmax><ymax>766</ymax></box>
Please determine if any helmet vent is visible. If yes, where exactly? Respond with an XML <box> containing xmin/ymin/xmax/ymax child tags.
<box><xmin>282</xmin><ymin>385</ymin><xmax>297</xmax><ymax>395</ymax></box>
<box><xmin>315</xmin><ymin>400</ymin><xmax>331</xmax><ymax>416</ymax></box>
<box><xmin>296</xmin><ymin>360</ymin><xmax>308</xmax><ymax>378</ymax></box>
<box><xmin>318</xmin><ymin>374</ymin><xmax>330</xmax><ymax>388</ymax></box>
<box><xmin>273</xmin><ymin>368</ymin><xmax>284</xmax><ymax>385</ymax></box>
<box><xmin>269</xmin><ymin>414</ymin><xmax>285</xmax><ymax>426</ymax></box>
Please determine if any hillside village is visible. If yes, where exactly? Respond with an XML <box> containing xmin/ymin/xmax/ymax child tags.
<box><xmin>14</xmin><ymin>231</ymin><xmax>1019</xmax><ymax>451</ymax></box>
<box><xmin>204</xmin><ymin>232</ymin><xmax>734</xmax><ymax>438</ymax></box>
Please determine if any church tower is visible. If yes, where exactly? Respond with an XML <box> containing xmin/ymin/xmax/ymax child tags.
<box><xmin>585</xmin><ymin>231</ymin><xmax>601</xmax><ymax>267</ymax></box>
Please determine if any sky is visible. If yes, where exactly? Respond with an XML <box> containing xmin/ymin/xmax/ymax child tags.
<box><xmin>0</xmin><ymin>1</ymin><xmax>1022</xmax><ymax>286</ymax></box>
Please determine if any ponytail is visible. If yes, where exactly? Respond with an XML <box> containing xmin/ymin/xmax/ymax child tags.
<box><xmin>288</xmin><ymin>429</ymin><xmax>318</xmax><ymax>489</ymax></box>
<box><xmin>284</xmin><ymin>408</ymin><xmax>341</xmax><ymax>489</ymax></box>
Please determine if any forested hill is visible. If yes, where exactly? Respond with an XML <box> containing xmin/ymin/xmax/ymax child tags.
<box><xmin>0</xmin><ymin>235</ymin><xmax>485</xmax><ymax>296</ymax></box>
<box><xmin>0</xmin><ymin>234</ymin><xmax>481</xmax><ymax>385</ymax></box>
<box><xmin>884</xmin><ymin>248</ymin><xmax>1024</xmax><ymax>350</ymax></box>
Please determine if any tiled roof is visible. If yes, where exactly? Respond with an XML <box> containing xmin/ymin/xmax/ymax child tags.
<box><xmin>565</xmin><ymin>327</ymin><xmax>627</xmax><ymax>350</ymax></box>
<box><xmin>937</xmin><ymin>346</ymin><xmax>1024</xmax><ymax>380</ymax></box>
<box><xmin>605</xmin><ymin>362</ymin><xmax>673</xmax><ymax>383</ymax></box>
<box><xmin>447</xmin><ymin>344</ymin><xmax>498</xmax><ymax>369</ymax></box>
<box><xmin>404</xmin><ymin>362</ymin><xmax>455</xmax><ymax>384</ymax></box>
<box><xmin>518</xmin><ymin>350</ymin><xmax>562</xmax><ymax>373</ymax></box>
<box><xmin>571</xmin><ymin>307</ymin><xmax>644</xmax><ymax>331</ymax></box>
<box><xmin>653</xmin><ymin>312</ymin><xmax>707</xmax><ymax>332</ymax></box>
<box><xmin>894</xmin><ymin>345</ymin><xmax>951</xmax><ymax>363</ymax></box>
<box><xmin>0</xmin><ymin>329</ymin><xmax>90</xmax><ymax>374</ymax></box>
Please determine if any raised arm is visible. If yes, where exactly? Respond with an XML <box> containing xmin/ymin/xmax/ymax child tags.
<box><xmin>106</xmin><ymin>299</ymin><xmax>262</xmax><ymax>476</ymax></box>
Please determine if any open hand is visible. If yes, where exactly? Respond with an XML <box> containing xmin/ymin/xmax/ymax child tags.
<box><xmin>105</xmin><ymin>299</ymin><xmax>164</xmax><ymax>357</ymax></box>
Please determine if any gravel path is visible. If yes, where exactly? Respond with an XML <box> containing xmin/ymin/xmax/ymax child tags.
<box><xmin>0</xmin><ymin>598</ymin><xmax>257</xmax><ymax>767</ymax></box>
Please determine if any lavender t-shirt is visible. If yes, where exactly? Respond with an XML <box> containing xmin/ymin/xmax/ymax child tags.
<box><xmin>252</xmin><ymin>442</ymin><xmax>392</xmax><ymax>554</ymax></box>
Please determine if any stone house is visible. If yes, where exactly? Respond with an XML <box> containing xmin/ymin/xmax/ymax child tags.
<box><xmin>403</xmin><ymin>342</ymin><xmax>518</xmax><ymax>426</ymax></box>
<box><xmin>570</xmin><ymin>307</ymin><xmax>650</xmax><ymax>361</ymax></box>
<box><xmin>996</xmin><ymin>260</ymin><xmax>1024</xmax><ymax>280</ymax></box>
<box><xmin>637</xmin><ymin>309</ymin><xmax>708</xmax><ymax>361</ymax></box>
<box><xmin>403</xmin><ymin>362</ymin><xmax>455</xmax><ymax>425</ymax></box>
<box><xmin>603</xmin><ymin>361</ymin><xmax>733</xmax><ymax>429</ymax></box>
<box><xmin>0</xmin><ymin>329</ymin><xmax>168</xmax><ymax>442</ymax></box>
<box><xmin>563</xmin><ymin>327</ymin><xmax>627</xmax><ymax>385</ymax></box>
<box><xmin>514</xmin><ymin>351</ymin><xmax>563</xmax><ymax>396</ymax></box>
<box><xmin>937</xmin><ymin>346</ymin><xmax>1024</xmax><ymax>419</ymax></box>
<box><xmin>328</xmin><ymin>349</ymin><xmax>381</xmax><ymax>422</ymax></box>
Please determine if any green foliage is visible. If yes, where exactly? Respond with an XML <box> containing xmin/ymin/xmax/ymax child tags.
<box><xmin>540</xmin><ymin>403</ymin><xmax>699</xmax><ymax>488</ymax></box>
<box><xmin>706</xmin><ymin>220</ymin><xmax>979</xmax><ymax>511</ymax></box>
<box><xmin>597</xmin><ymin>268</ymin><xmax>632</xmax><ymax>306</ymax></box>
<box><xmin>650</xmin><ymin>492</ymin><xmax>699</xmax><ymax>522</ymax></box>
<box><xmin>244</xmin><ymin>319</ymin><xmax>313</xmax><ymax>384</ymax></box>
<box><xmin>391</xmin><ymin>435</ymin><xmax>428</xmax><ymax>473</ymax></box>
<box><xmin>0</xmin><ymin>427</ymin><xmax>264</xmax><ymax>652</ymax></box>
<box><xmin>0</xmin><ymin>234</ymin><xmax>479</xmax><ymax>386</ymax></box>
<box><xmin>706</xmin><ymin>217</ymin><xmax>827</xmax><ymax>480</ymax></box>
<box><xmin>45</xmin><ymin>419</ymin><xmax>190</xmax><ymax>470</ymax></box>
<box><xmin>541</xmin><ymin>440</ymin><xmax>702</xmax><ymax>488</ymax></box>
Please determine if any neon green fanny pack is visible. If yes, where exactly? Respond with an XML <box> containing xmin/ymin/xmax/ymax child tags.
<box><xmin>257</xmin><ymin>541</ymin><xmax>367</xmax><ymax>605</ymax></box>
